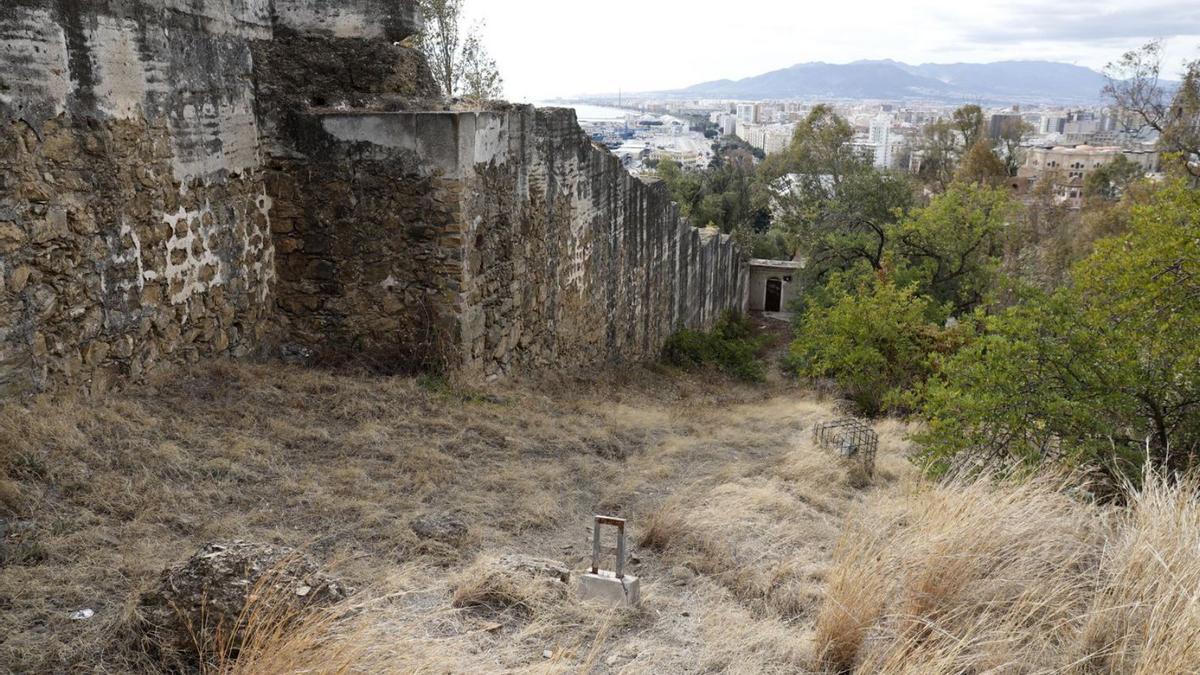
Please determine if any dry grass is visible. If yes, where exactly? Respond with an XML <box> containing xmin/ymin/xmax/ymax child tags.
<box><xmin>201</xmin><ymin>581</ymin><xmax>365</xmax><ymax>675</ymax></box>
<box><xmin>0</xmin><ymin>357</ymin><xmax>830</xmax><ymax>673</ymax></box>
<box><xmin>635</xmin><ymin>406</ymin><xmax>914</xmax><ymax>629</ymax></box>
<box><xmin>449</xmin><ymin>556</ymin><xmax>568</xmax><ymax>615</ymax></box>
<box><xmin>815</xmin><ymin>475</ymin><xmax>1200</xmax><ymax>674</ymax></box>
<box><xmin>9</xmin><ymin>342</ymin><xmax>1197</xmax><ymax>673</ymax></box>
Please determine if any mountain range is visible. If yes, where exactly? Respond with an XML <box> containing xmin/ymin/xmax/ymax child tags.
<box><xmin>656</xmin><ymin>60</ymin><xmax>1113</xmax><ymax>104</ymax></box>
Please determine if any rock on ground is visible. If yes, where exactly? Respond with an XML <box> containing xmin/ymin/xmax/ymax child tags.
<box><xmin>497</xmin><ymin>554</ymin><xmax>571</xmax><ymax>583</ymax></box>
<box><xmin>410</xmin><ymin>512</ymin><xmax>469</xmax><ymax>545</ymax></box>
<box><xmin>137</xmin><ymin>541</ymin><xmax>349</xmax><ymax>668</ymax></box>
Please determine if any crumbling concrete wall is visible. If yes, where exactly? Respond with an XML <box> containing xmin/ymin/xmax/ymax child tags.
<box><xmin>0</xmin><ymin>0</ymin><xmax>278</xmax><ymax>395</ymax></box>
<box><xmin>286</xmin><ymin>107</ymin><xmax>749</xmax><ymax>376</ymax></box>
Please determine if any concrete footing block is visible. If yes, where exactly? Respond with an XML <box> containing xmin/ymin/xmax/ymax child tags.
<box><xmin>579</xmin><ymin>570</ymin><xmax>640</xmax><ymax>606</ymax></box>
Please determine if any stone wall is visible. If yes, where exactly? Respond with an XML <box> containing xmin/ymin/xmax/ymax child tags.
<box><xmin>266</xmin><ymin>116</ymin><xmax>463</xmax><ymax>370</ymax></box>
<box><xmin>457</xmin><ymin>107</ymin><xmax>748</xmax><ymax>376</ymax></box>
<box><xmin>0</xmin><ymin>0</ymin><xmax>430</xmax><ymax>393</ymax></box>
<box><xmin>251</xmin><ymin>8</ymin><xmax>441</xmax><ymax>370</ymax></box>
<box><xmin>0</xmin><ymin>0</ymin><xmax>278</xmax><ymax>396</ymax></box>
<box><xmin>1</xmin><ymin>0</ymin><xmax>746</xmax><ymax>393</ymax></box>
<box><xmin>282</xmin><ymin>107</ymin><xmax>749</xmax><ymax>376</ymax></box>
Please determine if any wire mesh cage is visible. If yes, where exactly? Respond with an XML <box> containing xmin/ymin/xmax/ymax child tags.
<box><xmin>813</xmin><ymin>418</ymin><xmax>879</xmax><ymax>478</ymax></box>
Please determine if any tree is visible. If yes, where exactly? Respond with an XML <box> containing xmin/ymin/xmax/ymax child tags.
<box><xmin>458</xmin><ymin>31</ymin><xmax>503</xmax><ymax>101</ymax></box>
<box><xmin>955</xmin><ymin>140</ymin><xmax>1009</xmax><ymax>187</ymax></box>
<box><xmin>996</xmin><ymin>117</ymin><xmax>1033</xmax><ymax>177</ymax></box>
<box><xmin>917</xmin><ymin>119</ymin><xmax>961</xmax><ymax>191</ymax></box>
<box><xmin>773</xmin><ymin>166</ymin><xmax>914</xmax><ymax>277</ymax></box>
<box><xmin>761</xmin><ymin>106</ymin><xmax>913</xmax><ymax>272</ymax></box>
<box><xmin>952</xmin><ymin>105</ymin><xmax>986</xmax><ymax>149</ymax></box>
<box><xmin>893</xmin><ymin>182</ymin><xmax>1015</xmax><ymax>314</ymax></box>
<box><xmin>917</xmin><ymin>181</ymin><xmax>1200</xmax><ymax>486</ymax></box>
<box><xmin>790</xmin><ymin>271</ymin><xmax>963</xmax><ymax>415</ymax></box>
<box><xmin>418</xmin><ymin>0</ymin><xmax>503</xmax><ymax>101</ymax></box>
<box><xmin>1105</xmin><ymin>41</ymin><xmax>1200</xmax><ymax>178</ymax></box>
<box><xmin>1084</xmin><ymin>154</ymin><xmax>1144</xmax><ymax>201</ymax></box>
<box><xmin>657</xmin><ymin>157</ymin><xmax>767</xmax><ymax>235</ymax></box>
<box><xmin>784</xmin><ymin>105</ymin><xmax>864</xmax><ymax>186</ymax></box>
<box><xmin>656</xmin><ymin>158</ymin><xmax>703</xmax><ymax>215</ymax></box>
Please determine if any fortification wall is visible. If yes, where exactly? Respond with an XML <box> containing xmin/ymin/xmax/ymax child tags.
<box><xmin>1</xmin><ymin>0</ymin><xmax>746</xmax><ymax>394</ymax></box>
<box><xmin>0</xmin><ymin>0</ymin><xmax>428</xmax><ymax>394</ymax></box>
<box><xmin>457</xmin><ymin>107</ymin><xmax>747</xmax><ymax>376</ymax></box>
<box><xmin>0</xmin><ymin>0</ymin><xmax>279</xmax><ymax>395</ymax></box>
<box><xmin>288</xmin><ymin>107</ymin><xmax>749</xmax><ymax>376</ymax></box>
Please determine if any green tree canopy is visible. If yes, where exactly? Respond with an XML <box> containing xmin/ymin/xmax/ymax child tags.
<box><xmin>893</xmin><ymin>182</ymin><xmax>1015</xmax><ymax>314</ymax></box>
<box><xmin>917</xmin><ymin>181</ymin><xmax>1200</xmax><ymax>486</ymax></box>
<box><xmin>1084</xmin><ymin>154</ymin><xmax>1145</xmax><ymax>201</ymax></box>
<box><xmin>916</xmin><ymin>119</ymin><xmax>960</xmax><ymax>191</ymax></box>
<box><xmin>790</xmin><ymin>270</ymin><xmax>964</xmax><ymax>415</ymax></box>
<box><xmin>952</xmin><ymin>105</ymin><xmax>986</xmax><ymax>149</ymax></box>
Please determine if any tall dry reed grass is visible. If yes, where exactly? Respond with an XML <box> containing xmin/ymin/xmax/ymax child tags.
<box><xmin>815</xmin><ymin>475</ymin><xmax>1200</xmax><ymax>674</ymax></box>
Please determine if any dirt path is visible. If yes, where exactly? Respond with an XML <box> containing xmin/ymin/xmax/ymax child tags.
<box><xmin>356</xmin><ymin>387</ymin><xmax>915</xmax><ymax>674</ymax></box>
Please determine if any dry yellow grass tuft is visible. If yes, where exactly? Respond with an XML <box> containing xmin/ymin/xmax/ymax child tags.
<box><xmin>1073</xmin><ymin>479</ymin><xmax>1200</xmax><ymax>673</ymax></box>
<box><xmin>815</xmin><ymin>475</ymin><xmax>1200</xmax><ymax>674</ymax></box>
<box><xmin>449</xmin><ymin>556</ymin><xmax>568</xmax><ymax>615</ymax></box>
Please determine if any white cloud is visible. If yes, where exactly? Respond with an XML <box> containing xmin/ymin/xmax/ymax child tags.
<box><xmin>463</xmin><ymin>0</ymin><xmax>1200</xmax><ymax>100</ymax></box>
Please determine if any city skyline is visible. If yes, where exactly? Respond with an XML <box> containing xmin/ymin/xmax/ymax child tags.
<box><xmin>466</xmin><ymin>0</ymin><xmax>1200</xmax><ymax>101</ymax></box>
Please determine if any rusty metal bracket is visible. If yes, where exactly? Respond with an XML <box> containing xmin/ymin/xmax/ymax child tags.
<box><xmin>591</xmin><ymin>515</ymin><xmax>626</xmax><ymax>579</ymax></box>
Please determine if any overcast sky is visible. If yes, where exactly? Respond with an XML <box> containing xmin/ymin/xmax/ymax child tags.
<box><xmin>462</xmin><ymin>0</ymin><xmax>1200</xmax><ymax>101</ymax></box>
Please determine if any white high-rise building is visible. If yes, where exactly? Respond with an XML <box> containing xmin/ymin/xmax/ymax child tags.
<box><xmin>736</xmin><ymin>103</ymin><xmax>758</xmax><ymax>125</ymax></box>
<box><xmin>720</xmin><ymin>114</ymin><xmax>737</xmax><ymax>137</ymax></box>
<box><xmin>869</xmin><ymin>114</ymin><xmax>895</xmax><ymax>169</ymax></box>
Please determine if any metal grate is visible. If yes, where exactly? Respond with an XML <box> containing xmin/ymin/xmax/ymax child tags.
<box><xmin>813</xmin><ymin>418</ymin><xmax>878</xmax><ymax>477</ymax></box>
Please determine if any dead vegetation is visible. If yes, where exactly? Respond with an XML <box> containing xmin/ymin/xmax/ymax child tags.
<box><xmin>0</xmin><ymin>357</ymin><xmax>856</xmax><ymax>673</ymax></box>
<box><xmin>815</xmin><ymin>475</ymin><xmax>1200</xmax><ymax>674</ymax></box>
<box><xmin>3</xmin><ymin>342</ymin><xmax>1200</xmax><ymax>673</ymax></box>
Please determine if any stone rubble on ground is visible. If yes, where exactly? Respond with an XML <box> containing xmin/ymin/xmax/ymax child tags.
<box><xmin>410</xmin><ymin>512</ymin><xmax>469</xmax><ymax>545</ymax></box>
<box><xmin>137</xmin><ymin>541</ymin><xmax>349</xmax><ymax>668</ymax></box>
<box><xmin>497</xmin><ymin>554</ymin><xmax>571</xmax><ymax>583</ymax></box>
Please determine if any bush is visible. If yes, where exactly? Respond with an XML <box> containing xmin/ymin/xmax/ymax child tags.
<box><xmin>917</xmin><ymin>182</ymin><xmax>1200</xmax><ymax>486</ymax></box>
<box><xmin>662</xmin><ymin>312</ymin><xmax>765</xmax><ymax>382</ymax></box>
<box><xmin>789</xmin><ymin>273</ymin><xmax>968</xmax><ymax>416</ymax></box>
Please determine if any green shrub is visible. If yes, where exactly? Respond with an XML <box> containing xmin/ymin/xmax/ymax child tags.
<box><xmin>916</xmin><ymin>181</ymin><xmax>1200</xmax><ymax>487</ymax></box>
<box><xmin>662</xmin><ymin>312</ymin><xmax>765</xmax><ymax>382</ymax></box>
<box><xmin>789</xmin><ymin>273</ymin><xmax>969</xmax><ymax>416</ymax></box>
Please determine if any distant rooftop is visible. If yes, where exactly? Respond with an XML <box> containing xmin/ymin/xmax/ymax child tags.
<box><xmin>1037</xmin><ymin>144</ymin><xmax>1155</xmax><ymax>154</ymax></box>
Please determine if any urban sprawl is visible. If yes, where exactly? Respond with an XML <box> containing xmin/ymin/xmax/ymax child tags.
<box><xmin>579</xmin><ymin>99</ymin><xmax>1162</xmax><ymax>209</ymax></box>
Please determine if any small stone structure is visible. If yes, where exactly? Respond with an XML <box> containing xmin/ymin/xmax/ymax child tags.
<box><xmin>579</xmin><ymin>516</ymin><xmax>640</xmax><ymax>607</ymax></box>
<box><xmin>747</xmin><ymin>258</ymin><xmax>803</xmax><ymax>313</ymax></box>
<box><xmin>0</xmin><ymin>0</ymin><xmax>748</xmax><ymax>396</ymax></box>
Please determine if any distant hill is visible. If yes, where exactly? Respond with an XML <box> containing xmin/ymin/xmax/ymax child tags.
<box><xmin>660</xmin><ymin>60</ymin><xmax>1112</xmax><ymax>104</ymax></box>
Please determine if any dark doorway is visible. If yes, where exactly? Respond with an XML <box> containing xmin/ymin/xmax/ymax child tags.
<box><xmin>765</xmin><ymin>278</ymin><xmax>783</xmax><ymax>312</ymax></box>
